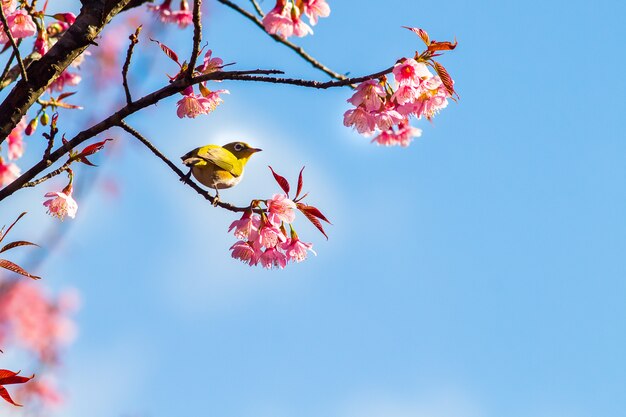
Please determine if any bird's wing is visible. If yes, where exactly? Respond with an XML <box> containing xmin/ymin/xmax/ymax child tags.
<box><xmin>197</xmin><ymin>146</ymin><xmax>242</xmax><ymax>176</ymax></box>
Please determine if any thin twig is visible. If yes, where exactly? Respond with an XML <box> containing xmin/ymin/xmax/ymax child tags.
<box><xmin>122</xmin><ymin>26</ymin><xmax>142</xmax><ymax>105</ymax></box>
<box><xmin>187</xmin><ymin>0</ymin><xmax>202</xmax><ymax>77</ymax></box>
<box><xmin>22</xmin><ymin>162</ymin><xmax>72</xmax><ymax>188</ymax></box>
<box><xmin>216</xmin><ymin>0</ymin><xmax>346</xmax><ymax>81</ymax></box>
<box><xmin>0</xmin><ymin>6</ymin><xmax>27</xmax><ymax>82</ymax></box>
<box><xmin>249</xmin><ymin>0</ymin><xmax>264</xmax><ymax>17</ymax></box>
<box><xmin>0</xmin><ymin>49</ymin><xmax>16</xmax><ymax>86</ymax></box>
<box><xmin>117</xmin><ymin>121</ymin><xmax>249</xmax><ymax>212</ymax></box>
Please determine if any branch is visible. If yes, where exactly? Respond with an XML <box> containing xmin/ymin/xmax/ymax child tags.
<box><xmin>187</xmin><ymin>0</ymin><xmax>202</xmax><ymax>77</ymax></box>
<box><xmin>0</xmin><ymin>6</ymin><xmax>27</xmax><ymax>82</ymax></box>
<box><xmin>0</xmin><ymin>66</ymin><xmax>392</xmax><ymax>202</ymax></box>
<box><xmin>22</xmin><ymin>162</ymin><xmax>72</xmax><ymax>188</ymax></box>
<box><xmin>122</xmin><ymin>26</ymin><xmax>142</xmax><ymax>105</ymax></box>
<box><xmin>249</xmin><ymin>0</ymin><xmax>264</xmax><ymax>17</ymax></box>
<box><xmin>117</xmin><ymin>121</ymin><xmax>248</xmax><ymax>212</ymax></box>
<box><xmin>216</xmin><ymin>0</ymin><xmax>347</xmax><ymax>81</ymax></box>
<box><xmin>0</xmin><ymin>0</ymin><xmax>151</xmax><ymax>145</ymax></box>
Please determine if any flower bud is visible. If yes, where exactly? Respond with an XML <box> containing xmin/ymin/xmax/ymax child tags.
<box><xmin>40</xmin><ymin>113</ymin><xmax>49</xmax><ymax>126</ymax></box>
<box><xmin>25</xmin><ymin>118</ymin><xmax>38</xmax><ymax>136</ymax></box>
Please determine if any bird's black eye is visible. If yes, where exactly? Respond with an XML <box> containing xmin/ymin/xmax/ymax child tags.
<box><xmin>234</xmin><ymin>143</ymin><xmax>244</xmax><ymax>151</ymax></box>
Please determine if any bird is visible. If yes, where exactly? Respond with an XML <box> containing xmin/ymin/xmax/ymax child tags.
<box><xmin>180</xmin><ymin>141</ymin><xmax>262</xmax><ymax>204</ymax></box>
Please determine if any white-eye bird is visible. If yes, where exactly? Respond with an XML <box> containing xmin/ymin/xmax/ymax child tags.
<box><xmin>181</xmin><ymin>141</ymin><xmax>262</xmax><ymax>203</ymax></box>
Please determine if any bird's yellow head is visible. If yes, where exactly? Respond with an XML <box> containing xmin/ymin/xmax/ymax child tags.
<box><xmin>223</xmin><ymin>141</ymin><xmax>262</xmax><ymax>162</ymax></box>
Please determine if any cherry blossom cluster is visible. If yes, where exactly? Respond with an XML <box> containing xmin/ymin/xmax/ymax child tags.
<box><xmin>147</xmin><ymin>0</ymin><xmax>193</xmax><ymax>28</ymax></box>
<box><xmin>344</xmin><ymin>27</ymin><xmax>457</xmax><ymax>147</ymax></box>
<box><xmin>229</xmin><ymin>167</ymin><xmax>329</xmax><ymax>269</ymax></box>
<box><xmin>262</xmin><ymin>0</ymin><xmax>330</xmax><ymax>38</ymax></box>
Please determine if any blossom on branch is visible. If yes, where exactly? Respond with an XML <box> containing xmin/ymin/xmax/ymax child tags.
<box><xmin>0</xmin><ymin>157</ymin><xmax>20</xmax><ymax>187</ymax></box>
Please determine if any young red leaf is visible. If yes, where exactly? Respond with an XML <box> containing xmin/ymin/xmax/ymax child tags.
<box><xmin>0</xmin><ymin>386</ymin><xmax>20</xmax><ymax>406</ymax></box>
<box><xmin>80</xmin><ymin>138</ymin><xmax>113</xmax><ymax>157</ymax></box>
<box><xmin>76</xmin><ymin>156</ymin><xmax>97</xmax><ymax>166</ymax></box>
<box><xmin>297</xmin><ymin>203</ymin><xmax>331</xmax><ymax>224</ymax></box>
<box><xmin>298</xmin><ymin>206</ymin><xmax>328</xmax><ymax>240</ymax></box>
<box><xmin>0</xmin><ymin>241</ymin><xmax>38</xmax><ymax>254</ymax></box>
<box><xmin>268</xmin><ymin>166</ymin><xmax>290</xmax><ymax>196</ymax></box>
<box><xmin>0</xmin><ymin>212</ymin><xmax>26</xmax><ymax>243</ymax></box>
<box><xmin>0</xmin><ymin>370</ymin><xmax>34</xmax><ymax>407</ymax></box>
<box><xmin>427</xmin><ymin>39</ymin><xmax>458</xmax><ymax>52</ymax></box>
<box><xmin>0</xmin><ymin>259</ymin><xmax>41</xmax><ymax>280</ymax></box>
<box><xmin>295</xmin><ymin>167</ymin><xmax>305</xmax><ymax>200</ymax></box>
<box><xmin>433</xmin><ymin>61</ymin><xmax>456</xmax><ymax>97</ymax></box>
<box><xmin>57</xmin><ymin>91</ymin><xmax>77</xmax><ymax>101</ymax></box>
<box><xmin>150</xmin><ymin>38</ymin><xmax>181</xmax><ymax>66</ymax></box>
<box><xmin>403</xmin><ymin>26</ymin><xmax>430</xmax><ymax>45</ymax></box>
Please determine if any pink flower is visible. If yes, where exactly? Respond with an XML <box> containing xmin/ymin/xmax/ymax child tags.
<box><xmin>262</xmin><ymin>1</ymin><xmax>292</xmax><ymax>37</ymax></box>
<box><xmin>281</xmin><ymin>238</ymin><xmax>316</xmax><ymax>263</ymax></box>
<box><xmin>5</xmin><ymin>9</ymin><xmax>36</xmax><ymax>39</ymax></box>
<box><xmin>228</xmin><ymin>211</ymin><xmax>261</xmax><ymax>241</ymax></box>
<box><xmin>289</xmin><ymin>6</ymin><xmax>313</xmax><ymax>37</ymax></box>
<box><xmin>147</xmin><ymin>0</ymin><xmax>173</xmax><ymax>23</ymax></box>
<box><xmin>7</xmin><ymin>117</ymin><xmax>26</xmax><ymax>160</ymax></box>
<box><xmin>259</xmin><ymin>247</ymin><xmax>287</xmax><ymax>269</ymax></box>
<box><xmin>372</xmin><ymin>122</ymin><xmax>422</xmax><ymax>147</ymax></box>
<box><xmin>176</xmin><ymin>86</ymin><xmax>228</xmax><ymax>118</ymax></box>
<box><xmin>34</xmin><ymin>32</ymin><xmax>49</xmax><ymax>55</ymax></box>
<box><xmin>0</xmin><ymin>157</ymin><xmax>20</xmax><ymax>187</ymax></box>
<box><xmin>347</xmin><ymin>80</ymin><xmax>386</xmax><ymax>112</ymax></box>
<box><xmin>256</xmin><ymin>221</ymin><xmax>287</xmax><ymax>248</ymax></box>
<box><xmin>230</xmin><ymin>241</ymin><xmax>259</xmax><ymax>266</ymax></box>
<box><xmin>392</xmin><ymin>84</ymin><xmax>420</xmax><ymax>106</ymax></box>
<box><xmin>393</xmin><ymin>59</ymin><xmax>432</xmax><ymax>85</ymax></box>
<box><xmin>169</xmin><ymin>10</ymin><xmax>193</xmax><ymax>28</ymax></box>
<box><xmin>301</xmin><ymin>0</ymin><xmax>330</xmax><ymax>25</ymax></box>
<box><xmin>197</xmin><ymin>49</ymin><xmax>223</xmax><ymax>74</ymax></box>
<box><xmin>267</xmin><ymin>193</ymin><xmax>296</xmax><ymax>224</ymax></box>
<box><xmin>343</xmin><ymin>107</ymin><xmax>376</xmax><ymax>135</ymax></box>
<box><xmin>43</xmin><ymin>186</ymin><xmax>78</xmax><ymax>220</ymax></box>
<box><xmin>48</xmin><ymin>70</ymin><xmax>81</xmax><ymax>92</ymax></box>
<box><xmin>373</xmin><ymin>106</ymin><xmax>404</xmax><ymax>131</ymax></box>
<box><xmin>1</xmin><ymin>0</ymin><xmax>17</xmax><ymax>14</ymax></box>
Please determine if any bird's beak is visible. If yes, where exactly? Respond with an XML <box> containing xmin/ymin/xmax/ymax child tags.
<box><xmin>251</xmin><ymin>148</ymin><xmax>262</xmax><ymax>153</ymax></box>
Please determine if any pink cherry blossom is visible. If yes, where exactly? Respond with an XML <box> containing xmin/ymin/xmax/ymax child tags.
<box><xmin>228</xmin><ymin>211</ymin><xmax>261</xmax><ymax>241</ymax></box>
<box><xmin>289</xmin><ymin>6</ymin><xmax>313</xmax><ymax>37</ymax></box>
<box><xmin>48</xmin><ymin>70</ymin><xmax>81</xmax><ymax>92</ymax></box>
<box><xmin>372</xmin><ymin>122</ymin><xmax>422</xmax><ymax>147</ymax></box>
<box><xmin>0</xmin><ymin>157</ymin><xmax>20</xmax><ymax>187</ymax></box>
<box><xmin>281</xmin><ymin>238</ymin><xmax>316</xmax><ymax>263</ymax></box>
<box><xmin>198</xmin><ymin>49</ymin><xmax>223</xmax><ymax>74</ymax></box>
<box><xmin>1</xmin><ymin>0</ymin><xmax>17</xmax><ymax>14</ymax></box>
<box><xmin>34</xmin><ymin>32</ymin><xmax>49</xmax><ymax>55</ymax></box>
<box><xmin>5</xmin><ymin>9</ymin><xmax>36</xmax><ymax>39</ymax></box>
<box><xmin>147</xmin><ymin>0</ymin><xmax>173</xmax><ymax>23</ymax></box>
<box><xmin>259</xmin><ymin>247</ymin><xmax>287</xmax><ymax>269</ymax></box>
<box><xmin>230</xmin><ymin>241</ymin><xmax>259</xmax><ymax>266</ymax></box>
<box><xmin>267</xmin><ymin>193</ymin><xmax>297</xmax><ymax>224</ymax></box>
<box><xmin>256</xmin><ymin>221</ymin><xmax>287</xmax><ymax>248</ymax></box>
<box><xmin>43</xmin><ymin>187</ymin><xmax>78</xmax><ymax>220</ymax></box>
<box><xmin>176</xmin><ymin>86</ymin><xmax>228</xmax><ymax>118</ymax></box>
<box><xmin>373</xmin><ymin>106</ymin><xmax>404</xmax><ymax>131</ymax></box>
<box><xmin>301</xmin><ymin>0</ymin><xmax>330</xmax><ymax>25</ymax></box>
<box><xmin>7</xmin><ymin>117</ymin><xmax>26</xmax><ymax>160</ymax></box>
<box><xmin>169</xmin><ymin>10</ymin><xmax>193</xmax><ymax>28</ymax></box>
<box><xmin>262</xmin><ymin>1</ymin><xmax>292</xmax><ymax>37</ymax></box>
<box><xmin>393</xmin><ymin>59</ymin><xmax>432</xmax><ymax>85</ymax></box>
<box><xmin>343</xmin><ymin>107</ymin><xmax>376</xmax><ymax>135</ymax></box>
<box><xmin>347</xmin><ymin>80</ymin><xmax>386</xmax><ymax>112</ymax></box>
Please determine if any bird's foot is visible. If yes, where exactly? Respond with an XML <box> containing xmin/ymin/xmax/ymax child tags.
<box><xmin>212</xmin><ymin>190</ymin><xmax>220</xmax><ymax>207</ymax></box>
<box><xmin>180</xmin><ymin>169</ymin><xmax>192</xmax><ymax>184</ymax></box>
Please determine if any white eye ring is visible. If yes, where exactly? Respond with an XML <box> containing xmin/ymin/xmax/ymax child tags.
<box><xmin>234</xmin><ymin>143</ymin><xmax>243</xmax><ymax>151</ymax></box>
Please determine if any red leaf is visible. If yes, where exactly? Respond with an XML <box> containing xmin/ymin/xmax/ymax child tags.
<box><xmin>0</xmin><ymin>212</ymin><xmax>26</xmax><ymax>243</ymax></box>
<box><xmin>80</xmin><ymin>138</ymin><xmax>112</xmax><ymax>157</ymax></box>
<box><xmin>0</xmin><ymin>241</ymin><xmax>38</xmax><ymax>254</ymax></box>
<box><xmin>76</xmin><ymin>156</ymin><xmax>97</xmax><ymax>167</ymax></box>
<box><xmin>268</xmin><ymin>166</ymin><xmax>290</xmax><ymax>196</ymax></box>
<box><xmin>298</xmin><ymin>206</ymin><xmax>328</xmax><ymax>240</ymax></box>
<box><xmin>295</xmin><ymin>166</ymin><xmax>305</xmax><ymax>199</ymax></box>
<box><xmin>433</xmin><ymin>61</ymin><xmax>456</xmax><ymax>97</ymax></box>
<box><xmin>57</xmin><ymin>91</ymin><xmax>76</xmax><ymax>101</ymax></box>
<box><xmin>0</xmin><ymin>259</ymin><xmax>41</xmax><ymax>280</ymax></box>
<box><xmin>297</xmin><ymin>203</ymin><xmax>331</xmax><ymax>224</ymax></box>
<box><xmin>150</xmin><ymin>38</ymin><xmax>181</xmax><ymax>65</ymax></box>
<box><xmin>427</xmin><ymin>39</ymin><xmax>458</xmax><ymax>52</ymax></box>
<box><xmin>0</xmin><ymin>386</ymin><xmax>20</xmax><ymax>406</ymax></box>
<box><xmin>403</xmin><ymin>26</ymin><xmax>430</xmax><ymax>45</ymax></box>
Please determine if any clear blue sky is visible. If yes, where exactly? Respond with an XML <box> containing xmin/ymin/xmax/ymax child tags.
<box><xmin>2</xmin><ymin>0</ymin><xmax>626</xmax><ymax>416</ymax></box>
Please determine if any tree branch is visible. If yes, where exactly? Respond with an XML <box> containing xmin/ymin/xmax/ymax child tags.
<box><xmin>22</xmin><ymin>162</ymin><xmax>72</xmax><ymax>188</ymax></box>
<box><xmin>249</xmin><ymin>0</ymin><xmax>264</xmax><ymax>17</ymax></box>
<box><xmin>215</xmin><ymin>0</ymin><xmax>347</xmax><ymax>81</ymax></box>
<box><xmin>122</xmin><ymin>26</ymin><xmax>142</xmax><ymax>105</ymax></box>
<box><xmin>187</xmin><ymin>0</ymin><xmax>202</xmax><ymax>77</ymax></box>
<box><xmin>0</xmin><ymin>66</ymin><xmax>392</xmax><ymax>202</ymax></box>
<box><xmin>117</xmin><ymin>121</ymin><xmax>248</xmax><ymax>212</ymax></box>
<box><xmin>0</xmin><ymin>0</ymin><xmax>151</xmax><ymax>145</ymax></box>
<box><xmin>0</xmin><ymin>6</ymin><xmax>28</xmax><ymax>83</ymax></box>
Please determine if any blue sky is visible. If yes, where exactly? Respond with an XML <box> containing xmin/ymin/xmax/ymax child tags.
<box><xmin>2</xmin><ymin>0</ymin><xmax>626</xmax><ymax>416</ymax></box>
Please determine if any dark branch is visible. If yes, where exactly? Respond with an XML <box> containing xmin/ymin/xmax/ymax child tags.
<box><xmin>117</xmin><ymin>121</ymin><xmax>248</xmax><ymax>212</ymax></box>
<box><xmin>249</xmin><ymin>0</ymin><xmax>264</xmax><ymax>17</ymax></box>
<box><xmin>216</xmin><ymin>0</ymin><xmax>347</xmax><ymax>81</ymax></box>
<box><xmin>187</xmin><ymin>0</ymin><xmax>202</xmax><ymax>78</ymax></box>
<box><xmin>122</xmin><ymin>26</ymin><xmax>142</xmax><ymax>105</ymax></box>
<box><xmin>23</xmin><ymin>162</ymin><xmax>72</xmax><ymax>188</ymax></box>
<box><xmin>0</xmin><ymin>6</ymin><xmax>27</xmax><ymax>82</ymax></box>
